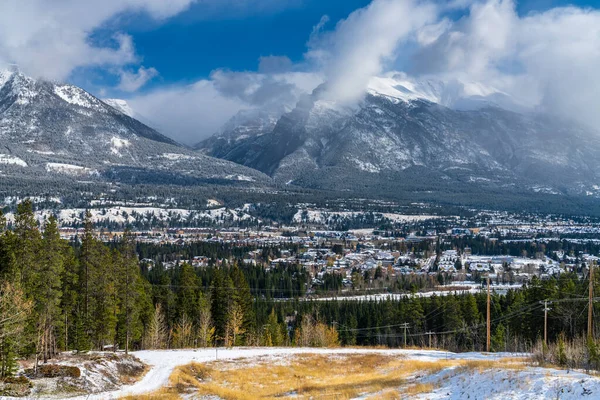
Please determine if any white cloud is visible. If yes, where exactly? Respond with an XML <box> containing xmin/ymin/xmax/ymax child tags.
<box><xmin>307</xmin><ymin>0</ymin><xmax>438</xmax><ymax>103</ymax></box>
<box><xmin>127</xmin><ymin>70</ymin><xmax>323</xmax><ymax>144</ymax></box>
<box><xmin>11</xmin><ymin>0</ymin><xmax>598</xmax><ymax>145</ymax></box>
<box><xmin>258</xmin><ymin>56</ymin><xmax>293</xmax><ymax>73</ymax></box>
<box><xmin>123</xmin><ymin>0</ymin><xmax>600</xmax><ymax>145</ymax></box>
<box><xmin>0</xmin><ymin>0</ymin><xmax>198</xmax><ymax>81</ymax></box>
<box><xmin>411</xmin><ymin>0</ymin><xmax>600</xmax><ymax>130</ymax></box>
<box><xmin>516</xmin><ymin>6</ymin><xmax>600</xmax><ymax>129</ymax></box>
<box><xmin>127</xmin><ymin>80</ymin><xmax>245</xmax><ymax>144</ymax></box>
<box><xmin>118</xmin><ymin>66</ymin><xmax>159</xmax><ymax>92</ymax></box>
<box><xmin>210</xmin><ymin>69</ymin><xmax>321</xmax><ymax>108</ymax></box>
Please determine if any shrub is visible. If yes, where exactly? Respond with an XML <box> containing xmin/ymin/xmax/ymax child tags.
<box><xmin>32</xmin><ymin>364</ymin><xmax>81</xmax><ymax>378</ymax></box>
<box><xmin>0</xmin><ymin>375</ymin><xmax>32</xmax><ymax>397</ymax></box>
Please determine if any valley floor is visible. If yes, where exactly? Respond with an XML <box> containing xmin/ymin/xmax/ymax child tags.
<box><xmin>59</xmin><ymin>347</ymin><xmax>600</xmax><ymax>399</ymax></box>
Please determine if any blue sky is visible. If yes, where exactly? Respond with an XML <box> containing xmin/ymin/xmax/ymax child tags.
<box><xmin>72</xmin><ymin>0</ymin><xmax>600</xmax><ymax>93</ymax></box>
<box><xmin>75</xmin><ymin>0</ymin><xmax>372</xmax><ymax>92</ymax></box>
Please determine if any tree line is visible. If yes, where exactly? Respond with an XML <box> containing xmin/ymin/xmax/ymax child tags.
<box><xmin>4</xmin><ymin>200</ymin><xmax>600</xmax><ymax>377</ymax></box>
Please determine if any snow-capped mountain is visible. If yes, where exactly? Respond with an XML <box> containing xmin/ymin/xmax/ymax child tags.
<box><xmin>196</xmin><ymin>74</ymin><xmax>600</xmax><ymax>196</ymax></box>
<box><xmin>365</xmin><ymin>73</ymin><xmax>527</xmax><ymax>112</ymax></box>
<box><xmin>103</xmin><ymin>98</ymin><xmax>136</xmax><ymax>118</ymax></box>
<box><xmin>0</xmin><ymin>69</ymin><xmax>268</xmax><ymax>185</ymax></box>
<box><xmin>195</xmin><ymin>106</ymin><xmax>290</xmax><ymax>158</ymax></box>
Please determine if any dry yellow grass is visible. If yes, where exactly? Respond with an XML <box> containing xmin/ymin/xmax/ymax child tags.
<box><xmin>403</xmin><ymin>382</ymin><xmax>436</xmax><ymax>396</ymax></box>
<box><xmin>121</xmin><ymin>354</ymin><xmax>532</xmax><ymax>400</ymax></box>
<box><xmin>460</xmin><ymin>357</ymin><xmax>527</xmax><ymax>373</ymax></box>
<box><xmin>166</xmin><ymin>354</ymin><xmax>458</xmax><ymax>399</ymax></box>
<box><xmin>120</xmin><ymin>387</ymin><xmax>181</xmax><ymax>400</ymax></box>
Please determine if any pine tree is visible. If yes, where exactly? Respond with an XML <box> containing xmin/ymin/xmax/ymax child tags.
<box><xmin>13</xmin><ymin>199</ymin><xmax>41</xmax><ymax>290</ymax></box>
<box><xmin>87</xmin><ymin>244</ymin><xmax>117</xmax><ymax>350</ymax></box>
<box><xmin>211</xmin><ymin>268</ymin><xmax>233</xmax><ymax>345</ymax></box>
<box><xmin>60</xmin><ymin>243</ymin><xmax>79</xmax><ymax>351</ymax></box>
<box><xmin>265</xmin><ymin>308</ymin><xmax>284</xmax><ymax>346</ymax></box>
<box><xmin>0</xmin><ymin>222</ymin><xmax>16</xmax><ymax>283</ymax></box>
<box><xmin>116</xmin><ymin>229</ymin><xmax>142</xmax><ymax>354</ymax></box>
<box><xmin>36</xmin><ymin>216</ymin><xmax>65</xmax><ymax>362</ymax></box>
<box><xmin>229</xmin><ymin>264</ymin><xmax>254</xmax><ymax>343</ymax></box>
<box><xmin>0</xmin><ymin>282</ymin><xmax>33</xmax><ymax>377</ymax></box>
<box><xmin>491</xmin><ymin>323</ymin><xmax>506</xmax><ymax>352</ymax></box>
<box><xmin>176</xmin><ymin>263</ymin><xmax>200</xmax><ymax>322</ymax></box>
<box><xmin>78</xmin><ymin>211</ymin><xmax>95</xmax><ymax>339</ymax></box>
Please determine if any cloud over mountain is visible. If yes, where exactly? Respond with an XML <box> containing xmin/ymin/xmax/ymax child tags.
<box><xmin>6</xmin><ymin>0</ymin><xmax>599</xmax><ymax>144</ymax></box>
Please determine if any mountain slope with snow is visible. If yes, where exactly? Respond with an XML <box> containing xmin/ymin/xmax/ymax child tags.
<box><xmin>196</xmin><ymin>74</ymin><xmax>600</xmax><ymax>197</ymax></box>
<box><xmin>0</xmin><ymin>69</ymin><xmax>270</xmax><ymax>186</ymax></box>
<box><xmin>195</xmin><ymin>107</ymin><xmax>284</xmax><ymax>158</ymax></box>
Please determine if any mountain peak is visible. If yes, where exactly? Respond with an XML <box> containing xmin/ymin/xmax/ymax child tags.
<box><xmin>365</xmin><ymin>73</ymin><xmax>524</xmax><ymax>112</ymax></box>
<box><xmin>103</xmin><ymin>98</ymin><xmax>135</xmax><ymax>118</ymax></box>
<box><xmin>0</xmin><ymin>70</ymin><xmax>270</xmax><ymax>186</ymax></box>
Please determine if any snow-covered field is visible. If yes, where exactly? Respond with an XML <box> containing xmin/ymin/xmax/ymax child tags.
<box><xmin>64</xmin><ymin>347</ymin><xmax>600</xmax><ymax>399</ymax></box>
<box><xmin>292</xmin><ymin>209</ymin><xmax>440</xmax><ymax>225</ymax></box>
<box><xmin>417</xmin><ymin>365</ymin><xmax>600</xmax><ymax>400</ymax></box>
<box><xmin>3</xmin><ymin>206</ymin><xmax>255</xmax><ymax>226</ymax></box>
<box><xmin>0</xmin><ymin>153</ymin><xmax>28</xmax><ymax>167</ymax></box>
<box><xmin>45</xmin><ymin>162</ymin><xmax>98</xmax><ymax>177</ymax></box>
<box><xmin>316</xmin><ymin>283</ymin><xmax>523</xmax><ymax>301</ymax></box>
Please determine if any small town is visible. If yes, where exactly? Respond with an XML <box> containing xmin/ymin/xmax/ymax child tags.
<box><xmin>43</xmin><ymin>208</ymin><xmax>600</xmax><ymax>300</ymax></box>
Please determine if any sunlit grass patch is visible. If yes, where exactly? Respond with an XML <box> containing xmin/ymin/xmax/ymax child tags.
<box><xmin>122</xmin><ymin>353</ymin><xmax>536</xmax><ymax>399</ymax></box>
<box><xmin>167</xmin><ymin>354</ymin><xmax>459</xmax><ymax>399</ymax></box>
<box><xmin>459</xmin><ymin>357</ymin><xmax>528</xmax><ymax>373</ymax></box>
<box><xmin>120</xmin><ymin>387</ymin><xmax>181</xmax><ymax>400</ymax></box>
<box><xmin>402</xmin><ymin>382</ymin><xmax>437</xmax><ymax>396</ymax></box>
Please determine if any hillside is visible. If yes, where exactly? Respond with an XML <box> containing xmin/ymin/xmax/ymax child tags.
<box><xmin>0</xmin><ymin>69</ymin><xmax>270</xmax><ymax>188</ymax></box>
<box><xmin>197</xmin><ymin>74</ymin><xmax>600</xmax><ymax>199</ymax></box>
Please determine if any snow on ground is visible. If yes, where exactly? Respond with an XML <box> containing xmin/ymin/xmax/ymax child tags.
<box><xmin>3</xmin><ymin>196</ymin><xmax>61</xmax><ymax>205</ymax></box>
<box><xmin>225</xmin><ymin>174</ymin><xmax>255</xmax><ymax>182</ymax></box>
<box><xmin>54</xmin><ymin>85</ymin><xmax>97</xmax><ymax>109</ymax></box>
<box><xmin>70</xmin><ymin>348</ymin><xmax>525</xmax><ymax>399</ymax></box>
<box><xmin>161</xmin><ymin>153</ymin><xmax>196</xmax><ymax>161</ymax></box>
<box><xmin>316</xmin><ymin>284</ymin><xmax>523</xmax><ymax>301</ymax></box>
<box><xmin>45</xmin><ymin>162</ymin><xmax>98</xmax><ymax>177</ymax></box>
<box><xmin>0</xmin><ymin>153</ymin><xmax>27</xmax><ymax>167</ymax></box>
<box><xmin>27</xmin><ymin>149</ymin><xmax>56</xmax><ymax>155</ymax></box>
<box><xmin>3</xmin><ymin>206</ymin><xmax>255</xmax><ymax>226</ymax></box>
<box><xmin>416</xmin><ymin>364</ymin><xmax>599</xmax><ymax>400</ymax></box>
<box><xmin>110</xmin><ymin>136</ymin><xmax>131</xmax><ymax>156</ymax></box>
<box><xmin>207</xmin><ymin>199</ymin><xmax>222</xmax><ymax>207</ymax></box>
<box><xmin>64</xmin><ymin>347</ymin><xmax>600</xmax><ymax>400</ymax></box>
<box><xmin>382</xmin><ymin>213</ymin><xmax>441</xmax><ymax>223</ymax></box>
<box><xmin>292</xmin><ymin>209</ymin><xmax>440</xmax><ymax>225</ymax></box>
<box><xmin>103</xmin><ymin>99</ymin><xmax>135</xmax><ymax>117</ymax></box>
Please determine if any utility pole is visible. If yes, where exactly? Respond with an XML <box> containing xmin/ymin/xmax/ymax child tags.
<box><xmin>486</xmin><ymin>274</ymin><xmax>491</xmax><ymax>352</ymax></box>
<box><xmin>426</xmin><ymin>331</ymin><xmax>434</xmax><ymax>348</ymax></box>
<box><xmin>400</xmin><ymin>323</ymin><xmax>409</xmax><ymax>348</ymax></box>
<box><xmin>543</xmin><ymin>300</ymin><xmax>551</xmax><ymax>346</ymax></box>
<box><xmin>589</xmin><ymin>261</ymin><xmax>595</xmax><ymax>339</ymax></box>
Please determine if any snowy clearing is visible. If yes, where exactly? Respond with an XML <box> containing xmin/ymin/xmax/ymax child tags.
<box><xmin>0</xmin><ymin>153</ymin><xmax>27</xmax><ymax>167</ymax></box>
<box><xmin>292</xmin><ymin>209</ymin><xmax>441</xmax><ymax>225</ymax></box>
<box><xmin>54</xmin><ymin>347</ymin><xmax>600</xmax><ymax>399</ymax></box>
<box><xmin>315</xmin><ymin>283</ymin><xmax>523</xmax><ymax>301</ymax></box>
<box><xmin>3</xmin><ymin>206</ymin><xmax>254</xmax><ymax>226</ymax></box>
<box><xmin>416</xmin><ymin>364</ymin><xmax>600</xmax><ymax>400</ymax></box>
<box><xmin>45</xmin><ymin>162</ymin><xmax>98</xmax><ymax>177</ymax></box>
